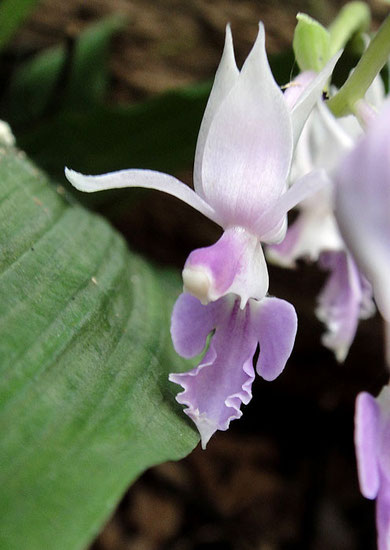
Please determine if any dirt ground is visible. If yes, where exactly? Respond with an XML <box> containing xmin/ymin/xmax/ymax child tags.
<box><xmin>8</xmin><ymin>1</ymin><xmax>390</xmax><ymax>549</ymax></box>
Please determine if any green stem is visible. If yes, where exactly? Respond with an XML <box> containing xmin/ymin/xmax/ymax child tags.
<box><xmin>328</xmin><ymin>14</ymin><xmax>390</xmax><ymax>117</ymax></box>
<box><xmin>328</xmin><ymin>1</ymin><xmax>371</xmax><ymax>56</ymax></box>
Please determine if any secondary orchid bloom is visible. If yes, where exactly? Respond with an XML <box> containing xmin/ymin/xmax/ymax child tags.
<box><xmin>169</xmin><ymin>292</ymin><xmax>297</xmax><ymax>448</ymax></box>
<box><xmin>335</xmin><ymin>97</ymin><xmax>390</xmax><ymax>363</ymax></box>
<box><xmin>66</xmin><ymin>24</ymin><xmax>340</xmax><ymax>309</ymax></box>
<box><xmin>355</xmin><ymin>386</ymin><xmax>390</xmax><ymax>550</ymax></box>
<box><xmin>268</xmin><ymin>72</ymin><xmax>381</xmax><ymax>361</ymax></box>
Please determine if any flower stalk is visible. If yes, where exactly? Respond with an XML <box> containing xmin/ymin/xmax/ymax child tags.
<box><xmin>328</xmin><ymin>1</ymin><xmax>371</xmax><ymax>56</ymax></box>
<box><xmin>328</xmin><ymin>13</ymin><xmax>390</xmax><ymax>117</ymax></box>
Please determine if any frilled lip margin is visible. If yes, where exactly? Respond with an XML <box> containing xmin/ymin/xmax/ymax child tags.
<box><xmin>169</xmin><ymin>293</ymin><xmax>297</xmax><ymax>448</ymax></box>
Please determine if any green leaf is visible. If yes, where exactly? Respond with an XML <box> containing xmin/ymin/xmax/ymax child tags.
<box><xmin>0</xmin><ymin>144</ymin><xmax>198</xmax><ymax>550</ymax></box>
<box><xmin>328</xmin><ymin>1</ymin><xmax>371</xmax><ymax>57</ymax></box>
<box><xmin>0</xmin><ymin>0</ymin><xmax>41</xmax><ymax>51</ymax></box>
<box><xmin>293</xmin><ymin>13</ymin><xmax>331</xmax><ymax>72</ymax></box>
<box><xmin>4</xmin><ymin>46</ymin><xmax>64</xmax><ymax>126</ymax></box>
<box><xmin>63</xmin><ymin>14</ymin><xmax>126</xmax><ymax>110</ymax></box>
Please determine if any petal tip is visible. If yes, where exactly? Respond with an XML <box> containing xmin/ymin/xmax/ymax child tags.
<box><xmin>221</xmin><ymin>22</ymin><xmax>237</xmax><ymax>69</ymax></box>
<box><xmin>253</xmin><ymin>21</ymin><xmax>265</xmax><ymax>51</ymax></box>
<box><xmin>65</xmin><ymin>167</ymin><xmax>91</xmax><ymax>192</ymax></box>
<box><xmin>195</xmin><ymin>414</ymin><xmax>218</xmax><ymax>449</ymax></box>
<box><xmin>225</xmin><ymin>22</ymin><xmax>232</xmax><ymax>41</ymax></box>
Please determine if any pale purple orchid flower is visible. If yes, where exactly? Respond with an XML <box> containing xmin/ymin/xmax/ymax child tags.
<box><xmin>335</xmin><ymin>98</ymin><xmax>390</xmax><ymax>367</ymax></box>
<box><xmin>65</xmin><ymin>25</ymin><xmax>340</xmax><ymax>446</ymax></box>
<box><xmin>268</xmin><ymin>73</ymin><xmax>382</xmax><ymax>361</ymax></box>
<box><xmin>335</xmin><ymin>98</ymin><xmax>390</xmax><ymax>326</ymax></box>
<box><xmin>65</xmin><ymin>24</ymin><xmax>340</xmax><ymax>309</ymax></box>
<box><xmin>169</xmin><ymin>292</ymin><xmax>297</xmax><ymax>448</ymax></box>
<box><xmin>355</xmin><ymin>387</ymin><xmax>390</xmax><ymax>550</ymax></box>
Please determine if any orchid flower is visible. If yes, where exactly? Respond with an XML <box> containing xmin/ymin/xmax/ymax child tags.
<box><xmin>335</xmin><ymin>97</ymin><xmax>390</xmax><ymax>363</ymax></box>
<box><xmin>268</xmin><ymin>72</ymin><xmax>383</xmax><ymax>361</ymax></box>
<box><xmin>66</xmin><ymin>24</ymin><xmax>340</xmax><ymax>309</ymax></box>
<box><xmin>169</xmin><ymin>292</ymin><xmax>297</xmax><ymax>448</ymax></box>
<box><xmin>355</xmin><ymin>387</ymin><xmax>390</xmax><ymax>550</ymax></box>
<box><xmin>65</xmin><ymin>25</ymin><xmax>340</xmax><ymax>446</ymax></box>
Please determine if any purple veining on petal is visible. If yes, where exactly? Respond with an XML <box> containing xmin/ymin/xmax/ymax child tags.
<box><xmin>316</xmin><ymin>251</ymin><xmax>374</xmax><ymax>362</ymax></box>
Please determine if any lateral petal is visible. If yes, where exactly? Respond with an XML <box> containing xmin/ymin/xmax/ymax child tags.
<box><xmin>65</xmin><ymin>167</ymin><xmax>221</xmax><ymax>225</ymax></box>
<box><xmin>290</xmin><ymin>51</ymin><xmax>342</xmax><ymax>149</ymax></box>
<box><xmin>253</xmin><ymin>297</ymin><xmax>297</xmax><ymax>381</ymax></box>
<box><xmin>267</xmin><ymin>185</ymin><xmax>343</xmax><ymax>267</ymax></box>
<box><xmin>254</xmin><ymin>169</ymin><xmax>332</xmax><ymax>242</ymax></box>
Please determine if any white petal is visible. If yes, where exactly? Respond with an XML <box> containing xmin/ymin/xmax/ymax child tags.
<box><xmin>65</xmin><ymin>167</ymin><xmax>221</xmax><ymax>224</ymax></box>
<box><xmin>201</xmin><ymin>23</ymin><xmax>293</xmax><ymax>231</ymax></box>
<box><xmin>194</xmin><ymin>25</ymin><xmax>239</xmax><ymax>198</ymax></box>
<box><xmin>290</xmin><ymin>51</ymin><xmax>342</xmax><ymax>150</ymax></box>
<box><xmin>254</xmin><ymin>169</ymin><xmax>332</xmax><ymax>242</ymax></box>
<box><xmin>365</xmin><ymin>73</ymin><xmax>385</xmax><ymax>109</ymax></box>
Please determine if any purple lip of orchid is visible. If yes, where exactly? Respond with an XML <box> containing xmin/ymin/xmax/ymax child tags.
<box><xmin>169</xmin><ymin>292</ymin><xmax>297</xmax><ymax>448</ymax></box>
<box><xmin>355</xmin><ymin>387</ymin><xmax>390</xmax><ymax>550</ymax></box>
<box><xmin>65</xmin><ymin>23</ymin><xmax>340</xmax><ymax>308</ymax></box>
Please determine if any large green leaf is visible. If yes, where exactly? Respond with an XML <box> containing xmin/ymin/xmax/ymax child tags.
<box><xmin>0</xmin><ymin>144</ymin><xmax>198</xmax><ymax>550</ymax></box>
